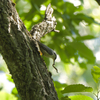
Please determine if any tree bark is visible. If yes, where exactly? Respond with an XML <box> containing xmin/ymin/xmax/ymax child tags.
<box><xmin>0</xmin><ymin>0</ymin><xmax>58</xmax><ymax>100</ymax></box>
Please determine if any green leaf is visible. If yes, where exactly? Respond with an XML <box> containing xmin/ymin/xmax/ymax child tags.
<box><xmin>91</xmin><ymin>66</ymin><xmax>100</xmax><ymax>83</ymax></box>
<box><xmin>75</xmin><ymin>35</ymin><xmax>97</xmax><ymax>41</ymax></box>
<box><xmin>65</xmin><ymin>2</ymin><xmax>78</xmax><ymax>14</ymax></box>
<box><xmin>54</xmin><ymin>81</ymin><xmax>67</xmax><ymax>99</ymax></box>
<box><xmin>0</xmin><ymin>86</ymin><xmax>3</xmax><ymax>91</ymax></box>
<box><xmin>78</xmin><ymin>62</ymin><xmax>87</xmax><ymax>69</ymax></box>
<box><xmin>0</xmin><ymin>91</ymin><xmax>17</xmax><ymax>100</ymax></box>
<box><xmin>61</xmin><ymin>96</ymin><xmax>71</xmax><ymax>100</ymax></box>
<box><xmin>55</xmin><ymin>44</ymin><xmax>69</xmax><ymax>63</ymax></box>
<box><xmin>69</xmin><ymin>95</ymin><xmax>93</xmax><ymax>100</ymax></box>
<box><xmin>6</xmin><ymin>74</ymin><xmax>14</xmax><ymax>83</ymax></box>
<box><xmin>80</xmin><ymin>0</ymin><xmax>84</xmax><ymax>4</ymax></box>
<box><xmin>12</xmin><ymin>87</ymin><xmax>18</xmax><ymax>96</ymax></box>
<box><xmin>56</xmin><ymin>89</ymin><xmax>63</xmax><ymax>99</ymax></box>
<box><xmin>54</xmin><ymin>81</ymin><xmax>67</xmax><ymax>89</ymax></box>
<box><xmin>69</xmin><ymin>41</ymin><xmax>96</xmax><ymax>63</ymax></box>
<box><xmin>72</xmin><ymin>13</ymin><xmax>95</xmax><ymax>25</ymax></box>
<box><xmin>61</xmin><ymin>84</ymin><xmax>93</xmax><ymax>94</ymax></box>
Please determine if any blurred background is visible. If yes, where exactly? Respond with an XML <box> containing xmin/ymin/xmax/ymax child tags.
<box><xmin>0</xmin><ymin>0</ymin><xmax>100</xmax><ymax>100</ymax></box>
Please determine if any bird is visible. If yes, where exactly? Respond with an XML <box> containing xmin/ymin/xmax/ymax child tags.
<box><xmin>37</xmin><ymin>41</ymin><xmax>58</xmax><ymax>73</ymax></box>
<box><xmin>30</xmin><ymin>4</ymin><xmax>59</xmax><ymax>72</ymax></box>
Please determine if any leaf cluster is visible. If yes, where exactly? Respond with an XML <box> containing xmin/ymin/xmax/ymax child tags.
<box><xmin>1</xmin><ymin>0</ymin><xmax>100</xmax><ymax>100</ymax></box>
<box><xmin>54</xmin><ymin>81</ymin><xmax>93</xmax><ymax>100</ymax></box>
<box><xmin>15</xmin><ymin>0</ymin><xmax>99</xmax><ymax>68</ymax></box>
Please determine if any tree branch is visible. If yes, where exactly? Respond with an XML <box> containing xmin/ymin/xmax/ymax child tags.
<box><xmin>0</xmin><ymin>0</ymin><xmax>58</xmax><ymax>100</ymax></box>
<box><xmin>30</xmin><ymin>4</ymin><xmax>59</xmax><ymax>41</ymax></box>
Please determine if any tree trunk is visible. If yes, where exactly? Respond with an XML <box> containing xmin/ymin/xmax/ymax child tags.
<box><xmin>0</xmin><ymin>0</ymin><xmax>58</xmax><ymax>100</ymax></box>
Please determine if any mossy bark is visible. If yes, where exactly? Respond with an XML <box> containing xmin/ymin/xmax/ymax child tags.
<box><xmin>0</xmin><ymin>0</ymin><xmax>58</xmax><ymax>100</ymax></box>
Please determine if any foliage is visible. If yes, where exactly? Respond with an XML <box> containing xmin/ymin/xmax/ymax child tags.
<box><xmin>1</xmin><ymin>0</ymin><xmax>100</xmax><ymax>100</ymax></box>
<box><xmin>61</xmin><ymin>84</ymin><xmax>93</xmax><ymax>93</ymax></box>
<box><xmin>91</xmin><ymin>66</ymin><xmax>100</xmax><ymax>83</ymax></box>
<box><xmin>69</xmin><ymin>95</ymin><xmax>93</xmax><ymax>100</ymax></box>
<box><xmin>15</xmin><ymin>0</ymin><xmax>98</xmax><ymax>67</ymax></box>
<box><xmin>54</xmin><ymin>81</ymin><xmax>94</xmax><ymax>99</ymax></box>
<box><xmin>6</xmin><ymin>74</ymin><xmax>14</xmax><ymax>83</ymax></box>
<box><xmin>0</xmin><ymin>86</ymin><xmax>3</xmax><ymax>91</ymax></box>
<box><xmin>0</xmin><ymin>91</ymin><xmax>17</xmax><ymax>100</ymax></box>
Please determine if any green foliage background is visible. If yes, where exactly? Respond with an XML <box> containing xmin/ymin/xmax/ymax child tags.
<box><xmin>0</xmin><ymin>0</ymin><xmax>100</xmax><ymax>100</ymax></box>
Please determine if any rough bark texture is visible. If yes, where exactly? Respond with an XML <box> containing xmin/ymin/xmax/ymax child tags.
<box><xmin>0</xmin><ymin>0</ymin><xmax>58</xmax><ymax>100</ymax></box>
